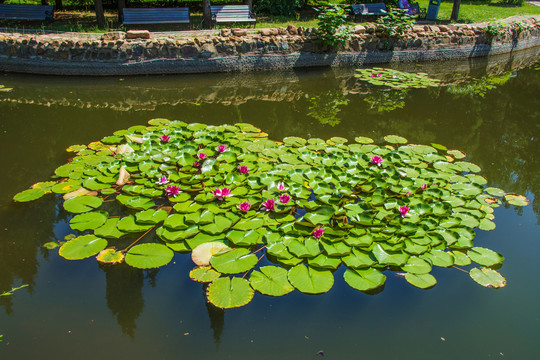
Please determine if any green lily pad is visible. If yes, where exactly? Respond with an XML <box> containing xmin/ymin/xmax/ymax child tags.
<box><xmin>210</xmin><ymin>248</ymin><xmax>258</xmax><ymax>274</ymax></box>
<box><xmin>63</xmin><ymin>195</ymin><xmax>103</xmax><ymax>213</ymax></box>
<box><xmin>189</xmin><ymin>266</ymin><xmax>221</xmax><ymax>283</ymax></box>
<box><xmin>404</xmin><ymin>273</ymin><xmax>437</xmax><ymax>289</ymax></box>
<box><xmin>59</xmin><ymin>235</ymin><xmax>108</xmax><ymax>260</ymax></box>
<box><xmin>94</xmin><ymin>218</ymin><xmax>126</xmax><ymax>239</ymax></box>
<box><xmin>467</xmin><ymin>247</ymin><xmax>504</xmax><ymax>267</ymax></box>
<box><xmin>402</xmin><ymin>256</ymin><xmax>432</xmax><ymax>274</ymax></box>
<box><xmin>250</xmin><ymin>266</ymin><xmax>294</xmax><ymax>296</ymax></box>
<box><xmin>287</xmin><ymin>264</ymin><xmax>334</xmax><ymax>294</ymax></box>
<box><xmin>207</xmin><ymin>277</ymin><xmax>254</xmax><ymax>309</ymax></box>
<box><xmin>343</xmin><ymin>268</ymin><xmax>386</xmax><ymax>291</ymax></box>
<box><xmin>96</xmin><ymin>248</ymin><xmax>125</xmax><ymax>264</ymax></box>
<box><xmin>125</xmin><ymin>243</ymin><xmax>174</xmax><ymax>269</ymax></box>
<box><xmin>13</xmin><ymin>188</ymin><xmax>45</xmax><ymax>202</ymax></box>
<box><xmin>469</xmin><ymin>267</ymin><xmax>506</xmax><ymax>288</ymax></box>
<box><xmin>69</xmin><ymin>211</ymin><xmax>108</xmax><ymax>231</ymax></box>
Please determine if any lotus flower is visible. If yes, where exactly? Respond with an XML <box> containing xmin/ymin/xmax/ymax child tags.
<box><xmin>165</xmin><ymin>185</ymin><xmax>180</xmax><ymax>198</ymax></box>
<box><xmin>279</xmin><ymin>194</ymin><xmax>290</xmax><ymax>204</ymax></box>
<box><xmin>261</xmin><ymin>198</ymin><xmax>275</xmax><ymax>212</ymax></box>
<box><xmin>197</xmin><ymin>152</ymin><xmax>206</xmax><ymax>160</ymax></box>
<box><xmin>406</xmin><ymin>191</ymin><xmax>412</xmax><ymax>197</ymax></box>
<box><xmin>399</xmin><ymin>205</ymin><xmax>410</xmax><ymax>217</ymax></box>
<box><xmin>160</xmin><ymin>135</ymin><xmax>170</xmax><ymax>142</ymax></box>
<box><xmin>277</xmin><ymin>182</ymin><xmax>287</xmax><ymax>192</ymax></box>
<box><xmin>313</xmin><ymin>228</ymin><xmax>325</xmax><ymax>239</ymax></box>
<box><xmin>237</xmin><ymin>201</ymin><xmax>251</xmax><ymax>212</ymax></box>
<box><xmin>421</xmin><ymin>183</ymin><xmax>428</xmax><ymax>190</ymax></box>
<box><xmin>370</xmin><ymin>155</ymin><xmax>383</xmax><ymax>166</ymax></box>
<box><xmin>157</xmin><ymin>176</ymin><xmax>169</xmax><ymax>185</ymax></box>
<box><xmin>238</xmin><ymin>165</ymin><xmax>249</xmax><ymax>174</ymax></box>
<box><xmin>193</xmin><ymin>162</ymin><xmax>201</xmax><ymax>168</ymax></box>
<box><xmin>212</xmin><ymin>187</ymin><xmax>232</xmax><ymax>201</ymax></box>
<box><xmin>217</xmin><ymin>144</ymin><xmax>227</xmax><ymax>153</ymax></box>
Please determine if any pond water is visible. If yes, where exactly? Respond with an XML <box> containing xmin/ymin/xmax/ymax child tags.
<box><xmin>1</xmin><ymin>48</ymin><xmax>539</xmax><ymax>360</ymax></box>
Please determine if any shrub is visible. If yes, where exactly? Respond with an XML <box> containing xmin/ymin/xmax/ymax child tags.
<box><xmin>376</xmin><ymin>8</ymin><xmax>415</xmax><ymax>38</ymax></box>
<box><xmin>316</xmin><ymin>4</ymin><xmax>351</xmax><ymax>48</ymax></box>
<box><xmin>253</xmin><ymin>0</ymin><xmax>306</xmax><ymax>17</ymax></box>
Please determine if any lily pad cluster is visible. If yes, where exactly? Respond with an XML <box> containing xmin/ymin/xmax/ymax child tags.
<box><xmin>355</xmin><ymin>68</ymin><xmax>440</xmax><ymax>89</ymax></box>
<box><xmin>14</xmin><ymin>119</ymin><xmax>528</xmax><ymax>308</ymax></box>
<box><xmin>0</xmin><ymin>85</ymin><xmax>13</xmax><ymax>92</ymax></box>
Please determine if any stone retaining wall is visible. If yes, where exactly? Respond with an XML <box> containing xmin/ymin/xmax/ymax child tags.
<box><xmin>0</xmin><ymin>16</ymin><xmax>539</xmax><ymax>75</ymax></box>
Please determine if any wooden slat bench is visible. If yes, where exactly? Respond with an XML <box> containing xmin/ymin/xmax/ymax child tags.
<box><xmin>350</xmin><ymin>3</ymin><xmax>387</xmax><ymax>21</ymax></box>
<box><xmin>122</xmin><ymin>7</ymin><xmax>190</xmax><ymax>25</ymax></box>
<box><xmin>210</xmin><ymin>5</ymin><xmax>256</xmax><ymax>27</ymax></box>
<box><xmin>0</xmin><ymin>4</ymin><xmax>54</xmax><ymax>21</ymax></box>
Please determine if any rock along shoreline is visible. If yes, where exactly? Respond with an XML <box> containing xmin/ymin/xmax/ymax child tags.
<box><xmin>0</xmin><ymin>15</ymin><xmax>539</xmax><ymax>76</ymax></box>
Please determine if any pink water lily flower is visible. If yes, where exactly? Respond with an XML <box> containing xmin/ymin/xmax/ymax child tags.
<box><xmin>237</xmin><ymin>201</ymin><xmax>251</xmax><ymax>212</ymax></box>
<box><xmin>279</xmin><ymin>194</ymin><xmax>290</xmax><ymax>204</ymax></box>
<box><xmin>197</xmin><ymin>152</ymin><xmax>206</xmax><ymax>160</ymax></box>
<box><xmin>313</xmin><ymin>228</ymin><xmax>325</xmax><ymax>239</ymax></box>
<box><xmin>217</xmin><ymin>144</ymin><xmax>227</xmax><ymax>153</ymax></box>
<box><xmin>277</xmin><ymin>182</ymin><xmax>287</xmax><ymax>192</ymax></box>
<box><xmin>399</xmin><ymin>205</ymin><xmax>410</xmax><ymax>217</ymax></box>
<box><xmin>212</xmin><ymin>187</ymin><xmax>232</xmax><ymax>201</ymax></box>
<box><xmin>160</xmin><ymin>135</ymin><xmax>170</xmax><ymax>142</ymax></box>
<box><xmin>261</xmin><ymin>198</ymin><xmax>275</xmax><ymax>212</ymax></box>
<box><xmin>238</xmin><ymin>165</ymin><xmax>249</xmax><ymax>174</ymax></box>
<box><xmin>193</xmin><ymin>162</ymin><xmax>201</xmax><ymax>168</ymax></box>
<box><xmin>406</xmin><ymin>191</ymin><xmax>412</xmax><ymax>197</ymax></box>
<box><xmin>421</xmin><ymin>183</ymin><xmax>428</xmax><ymax>190</ymax></box>
<box><xmin>157</xmin><ymin>176</ymin><xmax>169</xmax><ymax>185</ymax></box>
<box><xmin>165</xmin><ymin>185</ymin><xmax>180</xmax><ymax>198</ymax></box>
<box><xmin>370</xmin><ymin>155</ymin><xmax>383</xmax><ymax>166</ymax></box>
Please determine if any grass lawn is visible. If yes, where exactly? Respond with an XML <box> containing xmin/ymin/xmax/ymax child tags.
<box><xmin>0</xmin><ymin>1</ymin><xmax>539</xmax><ymax>32</ymax></box>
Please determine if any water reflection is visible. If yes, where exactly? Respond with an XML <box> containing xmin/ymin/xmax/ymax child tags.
<box><xmin>0</xmin><ymin>47</ymin><xmax>539</xmax><ymax>354</ymax></box>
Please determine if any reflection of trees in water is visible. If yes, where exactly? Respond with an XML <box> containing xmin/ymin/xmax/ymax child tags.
<box><xmin>307</xmin><ymin>90</ymin><xmax>349</xmax><ymax>126</ymax></box>
<box><xmin>203</xmin><ymin>284</ymin><xmax>225</xmax><ymax>348</ymax></box>
<box><xmin>363</xmin><ymin>89</ymin><xmax>409</xmax><ymax>113</ymax></box>
<box><xmin>445</xmin><ymin>71</ymin><xmax>515</xmax><ymax>98</ymax></box>
<box><xmin>101</xmin><ymin>263</ymin><xmax>145</xmax><ymax>338</ymax></box>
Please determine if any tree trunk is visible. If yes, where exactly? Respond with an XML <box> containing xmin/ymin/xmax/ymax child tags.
<box><xmin>55</xmin><ymin>0</ymin><xmax>62</xmax><ymax>10</ymax></box>
<box><xmin>118</xmin><ymin>0</ymin><xmax>126</xmax><ymax>23</ymax></box>
<box><xmin>95</xmin><ymin>0</ymin><xmax>106</xmax><ymax>29</ymax></box>
<box><xmin>244</xmin><ymin>0</ymin><xmax>253</xmax><ymax>8</ymax></box>
<box><xmin>202</xmin><ymin>0</ymin><xmax>211</xmax><ymax>29</ymax></box>
<box><xmin>41</xmin><ymin>0</ymin><xmax>49</xmax><ymax>5</ymax></box>
<box><xmin>451</xmin><ymin>0</ymin><xmax>461</xmax><ymax>22</ymax></box>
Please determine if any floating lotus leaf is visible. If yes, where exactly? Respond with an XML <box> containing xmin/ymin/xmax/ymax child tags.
<box><xmin>125</xmin><ymin>243</ymin><xmax>174</xmax><ymax>269</ymax></box>
<box><xmin>189</xmin><ymin>266</ymin><xmax>221</xmax><ymax>283</ymax></box>
<box><xmin>402</xmin><ymin>256</ymin><xmax>432</xmax><ymax>274</ymax></box>
<box><xmin>13</xmin><ymin>188</ymin><xmax>45</xmax><ymax>202</ymax></box>
<box><xmin>467</xmin><ymin>247</ymin><xmax>504</xmax><ymax>267</ymax></box>
<box><xmin>69</xmin><ymin>211</ymin><xmax>108</xmax><ymax>231</ymax></box>
<box><xmin>504</xmin><ymin>194</ymin><xmax>530</xmax><ymax>206</ymax></box>
<box><xmin>343</xmin><ymin>268</ymin><xmax>386</xmax><ymax>291</ymax></box>
<box><xmin>63</xmin><ymin>195</ymin><xmax>102</xmax><ymax>213</ymax></box>
<box><xmin>210</xmin><ymin>248</ymin><xmax>258</xmax><ymax>274</ymax></box>
<box><xmin>43</xmin><ymin>241</ymin><xmax>61</xmax><ymax>250</ymax></box>
<box><xmin>207</xmin><ymin>277</ymin><xmax>254</xmax><ymax>309</ymax></box>
<box><xmin>469</xmin><ymin>267</ymin><xmax>506</xmax><ymax>289</ymax></box>
<box><xmin>96</xmin><ymin>248</ymin><xmax>125</xmax><ymax>264</ymax></box>
<box><xmin>288</xmin><ymin>264</ymin><xmax>334</xmax><ymax>294</ymax></box>
<box><xmin>405</xmin><ymin>273</ymin><xmax>437</xmax><ymax>289</ymax></box>
<box><xmin>14</xmin><ymin>119</ymin><xmax>529</xmax><ymax>308</ymax></box>
<box><xmin>191</xmin><ymin>242</ymin><xmax>230</xmax><ymax>266</ymax></box>
<box><xmin>355</xmin><ymin>68</ymin><xmax>439</xmax><ymax>89</ymax></box>
<box><xmin>250</xmin><ymin>266</ymin><xmax>294</xmax><ymax>296</ymax></box>
<box><xmin>59</xmin><ymin>235</ymin><xmax>108</xmax><ymax>260</ymax></box>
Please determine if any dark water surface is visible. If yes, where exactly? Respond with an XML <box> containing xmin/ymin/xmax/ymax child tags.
<box><xmin>1</xmin><ymin>49</ymin><xmax>539</xmax><ymax>359</ymax></box>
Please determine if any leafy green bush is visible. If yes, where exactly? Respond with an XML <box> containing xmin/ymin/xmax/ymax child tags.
<box><xmin>315</xmin><ymin>4</ymin><xmax>351</xmax><ymax>48</ymax></box>
<box><xmin>499</xmin><ymin>0</ymin><xmax>525</xmax><ymax>5</ymax></box>
<box><xmin>253</xmin><ymin>0</ymin><xmax>306</xmax><ymax>17</ymax></box>
<box><xmin>376</xmin><ymin>8</ymin><xmax>416</xmax><ymax>38</ymax></box>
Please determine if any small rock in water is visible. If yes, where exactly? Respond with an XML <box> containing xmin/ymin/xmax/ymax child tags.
<box><xmin>317</xmin><ymin>350</ymin><xmax>324</xmax><ymax>356</ymax></box>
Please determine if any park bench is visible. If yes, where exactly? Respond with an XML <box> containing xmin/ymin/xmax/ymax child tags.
<box><xmin>122</xmin><ymin>7</ymin><xmax>190</xmax><ymax>25</ymax></box>
<box><xmin>0</xmin><ymin>4</ymin><xmax>54</xmax><ymax>22</ymax></box>
<box><xmin>350</xmin><ymin>3</ymin><xmax>387</xmax><ymax>21</ymax></box>
<box><xmin>210</xmin><ymin>5</ymin><xmax>256</xmax><ymax>27</ymax></box>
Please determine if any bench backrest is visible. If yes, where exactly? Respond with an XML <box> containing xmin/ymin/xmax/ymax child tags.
<box><xmin>210</xmin><ymin>5</ymin><xmax>255</xmax><ymax>21</ymax></box>
<box><xmin>122</xmin><ymin>8</ymin><xmax>190</xmax><ymax>24</ymax></box>
<box><xmin>0</xmin><ymin>4</ymin><xmax>54</xmax><ymax>21</ymax></box>
<box><xmin>351</xmin><ymin>3</ymin><xmax>387</xmax><ymax>16</ymax></box>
